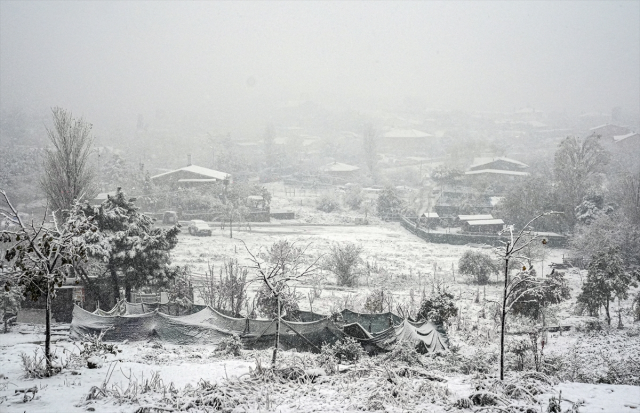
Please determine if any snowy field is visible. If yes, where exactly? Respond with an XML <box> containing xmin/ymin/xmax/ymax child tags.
<box><xmin>1</xmin><ymin>223</ymin><xmax>639</xmax><ymax>412</ymax></box>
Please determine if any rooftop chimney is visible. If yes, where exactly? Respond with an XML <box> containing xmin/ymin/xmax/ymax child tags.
<box><xmin>187</xmin><ymin>154</ymin><xmax>192</xmax><ymax>166</ymax></box>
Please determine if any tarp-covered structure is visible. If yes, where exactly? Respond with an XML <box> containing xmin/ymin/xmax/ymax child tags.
<box><xmin>340</xmin><ymin>309</ymin><xmax>402</xmax><ymax>333</ymax></box>
<box><xmin>71</xmin><ymin>305</ymin><xmax>345</xmax><ymax>352</ymax></box>
<box><xmin>359</xmin><ymin>320</ymin><xmax>449</xmax><ymax>354</ymax></box>
<box><xmin>72</xmin><ymin>302</ymin><xmax>448</xmax><ymax>354</ymax></box>
<box><xmin>93</xmin><ymin>300</ymin><xmax>206</xmax><ymax>317</ymax></box>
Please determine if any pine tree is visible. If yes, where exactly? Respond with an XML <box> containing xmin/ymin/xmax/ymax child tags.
<box><xmin>77</xmin><ymin>188</ymin><xmax>180</xmax><ymax>304</ymax></box>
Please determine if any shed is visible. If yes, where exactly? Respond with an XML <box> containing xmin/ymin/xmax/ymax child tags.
<box><xmin>458</xmin><ymin>214</ymin><xmax>493</xmax><ymax>221</ymax></box>
<box><xmin>461</xmin><ymin>218</ymin><xmax>505</xmax><ymax>234</ymax></box>
<box><xmin>151</xmin><ymin>164</ymin><xmax>230</xmax><ymax>187</ymax></box>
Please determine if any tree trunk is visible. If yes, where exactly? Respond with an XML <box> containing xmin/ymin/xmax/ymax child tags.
<box><xmin>45</xmin><ymin>286</ymin><xmax>52</xmax><ymax>375</ymax></box>
<box><xmin>3</xmin><ymin>293</ymin><xmax>7</xmax><ymax>334</ymax></box>
<box><xmin>110</xmin><ymin>267</ymin><xmax>120</xmax><ymax>302</ymax></box>
<box><xmin>229</xmin><ymin>216</ymin><xmax>233</xmax><ymax>239</ymax></box>
<box><xmin>500</xmin><ymin>246</ymin><xmax>510</xmax><ymax>381</ymax></box>
<box><xmin>617</xmin><ymin>298</ymin><xmax>623</xmax><ymax>329</ymax></box>
<box><xmin>605</xmin><ymin>297</ymin><xmax>611</xmax><ymax>326</ymax></box>
<box><xmin>125</xmin><ymin>282</ymin><xmax>132</xmax><ymax>303</ymax></box>
<box><xmin>272</xmin><ymin>294</ymin><xmax>281</xmax><ymax>368</ymax></box>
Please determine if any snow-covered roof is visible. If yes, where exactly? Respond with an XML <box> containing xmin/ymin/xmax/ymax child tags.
<box><xmin>465</xmin><ymin>169</ymin><xmax>530</xmax><ymax>177</ymax></box>
<box><xmin>613</xmin><ymin>132</ymin><xmax>639</xmax><ymax>142</ymax></box>
<box><xmin>470</xmin><ymin>157</ymin><xmax>529</xmax><ymax>169</ymax></box>
<box><xmin>466</xmin><ymin>219</ymin><xmax>504</xmax><ymax>226</ymax></box>
<box><xmin>151</xmin><ymin>165</ymin><xmax>229</xmax><ymax>181</ymax></box>
<box><xmin>383</xmin><ymin>129</ymin><xmax>432</xmax><ymax>139</ymax></box>
<box><xmin>177</xmin><ymin>179</ymin><xmax>220</xmax><ymax>183</ymax></box>
<box><xmin>320</xmin><ymin>162</ymin><xmax>360</xmax><ymax>173</ymax></box>
<box><xmin>422</xmin><ymin>212</ymin><xmax>440</xmax><ymax>218</ymax></box>
<box><xmin>458</xmin><ymin>214</ymin><xmax>493</xmax><ymax>221</ymax></box>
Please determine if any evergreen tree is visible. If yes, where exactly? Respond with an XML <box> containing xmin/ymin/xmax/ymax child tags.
<box><xmin>417</xmin><ymin>289</ymin><xmax>458</xmax><ymax>325</ymax></box>
<box><xmin>78</xmin><ymin>188</ymin><xmax>180</xmax><ymax>304</ymax></box>
<box><xmin>376</xmin><ymin>186</ymin><xmax>404</xmax><ymax>219</ymax></box>
<box><xmin>577</xmin><ymin>248</ymin><xmax>637</xmax><ymax>325</ymax></box>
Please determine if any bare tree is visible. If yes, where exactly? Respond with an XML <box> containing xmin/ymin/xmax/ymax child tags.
<box><xmin>1</xmin><ymin>190</ymin><xmax>93</xmax><ymax>374</ymax></box>
<box><xmin>495</xmin><ymin>211</ymin><xmax>562</xmax><ymax>380</ymax></box>
<box><xmin>41</xmin><ymin>108</ymin><xmax>96</xmax><ymax>218</ymax></box>
<box><xmin>242</xmin><ymin>240</ymin><xmax>321</xmax><ymax>367</ymax></box>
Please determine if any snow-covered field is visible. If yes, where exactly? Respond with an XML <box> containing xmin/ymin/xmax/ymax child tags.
<box><xmin>1</xmin><ymin>222</ymin><xmax>639</xmax><ymax>412</ymax></box>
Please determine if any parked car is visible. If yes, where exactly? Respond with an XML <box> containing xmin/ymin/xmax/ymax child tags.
<box><xmin>188</xmin><ymin>220</ymin><xmax>212</xmax><ymax>236</ymax></box>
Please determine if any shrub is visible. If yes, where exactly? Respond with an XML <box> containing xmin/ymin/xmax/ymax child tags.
<box><xmin>506</xmin><ymin>337</ymin><xmax>531</xmax><ymax>371</ymax></box>
<box><xmin>20</xmin><ymin>347</ymin><xmax>66</xmax><ymax>378</ymax></box>
<box><xmin>320</xmin><ymin>336</ymin><xmax>366</xmax><ymax>371</ymax></box>
<box><xmin>78</xmin><ymin>328</ymin><xmax>121</xmax><ymax>359</ymax></box>
<box><xmin>316</xmin><ymin>194</ymin><xmax>341</xmax><ymax>213</ymax></box>
<box><xmin>458</xmin><ymin>250</ymin><xmax>498</xmax><ymax>284</ymax></box>
<box><xmin>363</xmin><ymin>289</ymin><xmax>386</xmax><ymax>313</ymax></box>
<box><xmin>417</xmin><ymin>290</ymin><xmax>458</xmax><ymax>325</ymax></box>
<box><xmin>384</xmin><ymin>339</ymin><xmax>422</xmax><ymax>365</ymax></box>
<box><xmin>216</xmin><ymin>334</ymin><xmax>243</xmax><ymax>356</ymax></box>
<box><xmin>344</xmin><ymin>186</ymin><xmax>364</xmax><ymax>210</ymax></box>
<box><xmin>324</xmin><ymin>243</ymin><xmax>363</xmax><ymax>287</ymax></box>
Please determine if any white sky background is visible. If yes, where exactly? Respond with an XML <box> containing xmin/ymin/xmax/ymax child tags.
<box><xmin>1</xmin><ymin>1</ymin><xmax>639</xmax><ymax>129</ymax></box>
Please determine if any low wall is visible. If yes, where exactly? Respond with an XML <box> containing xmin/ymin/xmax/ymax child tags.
<box><xmin>400</xmin><ymin>216</ymin><xmax>566</xmax><ymax>248</ymax></box>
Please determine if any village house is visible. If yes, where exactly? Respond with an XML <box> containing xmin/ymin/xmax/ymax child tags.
<box><xmin>461</xmin><ymin>218</ymin><xmax>505</xmax><ymax>234</ymax></box>
<box><xmin>319</xmin><ymin>162</ymin><xmax>361</xmax><ymax>182</ymax></box>
<box><xmin>151</xmin><ymin>156</ymin><xmax>230</xmax><ymax>188</ymax></box>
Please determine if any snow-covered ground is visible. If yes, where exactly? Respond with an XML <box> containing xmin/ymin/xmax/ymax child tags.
<box><xmin>1</xmin><ymin>221</ymin><xmax>639</xmax><ymax>412</ymax></box>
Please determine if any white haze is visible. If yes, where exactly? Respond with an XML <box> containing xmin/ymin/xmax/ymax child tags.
<box><xmin>1</xmin><ymin>1</ymin><xmax>639</xmax><ymax>134</ymax></box>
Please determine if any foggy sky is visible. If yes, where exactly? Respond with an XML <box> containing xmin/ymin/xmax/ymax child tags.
<box><xmin>1</xmin><ymin>1</ymin><xmax>639</xmax><ymax>130</ymax></box>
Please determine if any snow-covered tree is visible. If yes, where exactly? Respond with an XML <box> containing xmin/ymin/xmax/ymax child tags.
<box><xmin>376</xmin><ymin>186</ymin><xmax>404</xmax><ymax>220</ymax></box>
<box><xmin>577</xmin><ymin>247</ymin><xmax>637</xmax><ymax>326</ymax></box>
<box><xmin>1</xmin><ymin>190</ymin><xmax>94</xmax><ymax>373</ymax></box>
<box><xmin>417</xmin><ymin>289</ymin><xmax>458</xmax><ymax>325</ymax></box>
<box><xmin>40</xmin><ymin>107</ymin><xmax>96</xmax><ymax>218</ymax></box>
<box><xmin>243</xmin><ymin>239</ymin><xmax>320</xmax><ymax>366</ymax></box>
<box><xmin>77</xmin><ymin>188</ymin><xmax>180</xmax><ymax>304</ymax></box>
<box><xmin>458</xmin><ymin>250</ymin><xmax>497</xmax><ymax>284</ymax></box>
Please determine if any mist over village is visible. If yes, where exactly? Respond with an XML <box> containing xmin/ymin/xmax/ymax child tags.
<box><xmin>1</xmin><ymin>2</ymin><xmax>639</xmax><ymax>412</ymax></box>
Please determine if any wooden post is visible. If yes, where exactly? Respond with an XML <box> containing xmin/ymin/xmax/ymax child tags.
<box><xmin>500</xmin><ymin>242</ymin><xmax>510</xmax><ymax>381</ymax></box>
<box><xmin>271</xmin><ymin>294</ymin><xmax>281</xmax><ymax>367</ymax></box>
<box><xmin>45</xmin><ymin>286</ymin><xmax>52</xmax><ymax>374</ymax></box>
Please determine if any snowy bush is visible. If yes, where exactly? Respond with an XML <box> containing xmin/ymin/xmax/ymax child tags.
<box><xmin>316</xmin><ymin>193</ymin><xmax>341</xmax><ymax>212</ymax></box>
<box><xmin>324</xmin><ymin>243</ymin><xmax>363</xmax><ymax>287</ymax></box>
<box><xmin>78</xmin><ymin>328</ymin><xmax>121</xmax><ymax>359</ymax></box>
<box><xmin>216</xmin><ymin>334</ymin><xmax>243</xmax><ymax>356</ymax></box>
<box><xmin>384</xmin><ymin>340</ymin><xmax>422</xmax><ymax>366</ymax></box>
<box><xmin>417</xmin><ymin>290</ymin><xmax>458</xmax><ymax>325</ymax></box>
<box><xmin>319</xmin><ymin>336</ymin><xmax>366</xmax><ymax>373</ymax></box>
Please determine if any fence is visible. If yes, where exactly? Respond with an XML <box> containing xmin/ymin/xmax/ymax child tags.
<box><xmin>400</xmin><ymin>216</ymin><xmax>566</xmax><ymax>248</ymax></box>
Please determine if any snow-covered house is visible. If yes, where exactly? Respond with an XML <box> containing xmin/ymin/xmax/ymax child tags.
<box><xmin>464</xmin><ymin>157</ymin><xmax>530</xmax><ymax>182</ymax></box>
<box><xmin>151</xmin><ymin>164</ymin><xmax>230</xmax><ymax>187</ymax></box>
